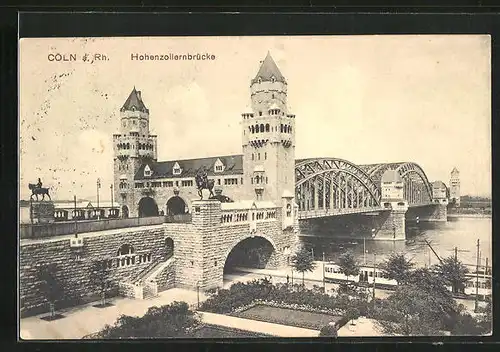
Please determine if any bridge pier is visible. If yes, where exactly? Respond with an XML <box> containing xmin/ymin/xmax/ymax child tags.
<box><xmin>372</xmin><ymin>199</ymin><xmax>409</xmax><ymax>241</ymax></box>
<box><xmin>416</xmin><ymin>203</ymin><xmax>448</xmax><ymax>222</ymax></box>
<box><xmin>373</xmin><ymin>207</ymin><xmax>407</xmax><ymax>241</ymax></box>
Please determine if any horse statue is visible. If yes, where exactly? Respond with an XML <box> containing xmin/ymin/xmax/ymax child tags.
<box><xmin>28</xmin><ymin>181</ymin><xmax>51</xmax><ymax>201</ymax></box>
<box><xmin>195</xmin><ymin>171</ymin><xmax>215</xmax><ymax>200</ymax></box>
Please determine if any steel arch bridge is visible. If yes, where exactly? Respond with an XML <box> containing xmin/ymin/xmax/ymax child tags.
<box><xmin>295</xmin><ymin>158</ymin><xmax>435</xmax><ymax>219</ymax></box>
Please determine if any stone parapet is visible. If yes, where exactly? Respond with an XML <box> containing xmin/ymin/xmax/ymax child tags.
<box><xmin>30</xmin><ymin>201</ymin><xmax>55</xmax><ymax>224</ymax></box>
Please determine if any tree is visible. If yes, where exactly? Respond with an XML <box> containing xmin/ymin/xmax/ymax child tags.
<box><xmin>476</xmin><ymin>301</ymin><xmax>493</xmax><ymax>335</ymax></box>
<box><xmin>373</xmin><ymin>268</ymin><xmax>483</xmax><ymax>336</ymax></box>
<box><xmin>96</xmin><ymin>301</ymin><xmax>200</xmax><ymax>338</ymax></box>
<box><xmin>36</xmin><ymin>263</ymin><xmax>65</xmax><ymax>319</ymax></box>
<box><xmin>381</xmin><ymin>252</ymin><xmax>415</xmax><ymax>285</ymax></box>
<box><xmin>338</xmin><ymin>250</ymin><xmax>359</xmax><ymax>283</ymax></box>
<box><xmin>373</xmin><ymin>283</ymin><xmax>451</xmax><ymax>336</ymax></box>
<box><xmin>89</xmin><ymin>259</ymin><xmax>114</xmax><ymax>307</ymax></box>
<box><xmin>291</xmin><ymin>248</ymin><xmax>316</xmax><ymax>286</ymax></box>
<box><xmin>432</xmin><ymin>255</ymin><xmax>469</xmax><ymax>294</ymax></box>
<box><xmin>319</xmin><ymin>323</ymin><xmax>338</xmax><ymax>337</ymax></box>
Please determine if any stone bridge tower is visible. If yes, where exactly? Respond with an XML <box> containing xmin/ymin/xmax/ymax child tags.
<box><xmin>241</xmin><ymin>52</ymin><xmax>296</xmax><ymax>209</ymax></box>
<box><xmin>449</xmin><ymin>167</ymin><xmax>460</xmax><ymax>206</ymax></box>
<box><xmin>113</xmin><ymin>87</ymin><xmax>158</xmax><ymax>218</ymax></box>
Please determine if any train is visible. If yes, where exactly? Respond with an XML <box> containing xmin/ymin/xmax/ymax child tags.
<box><xmin>323</xmin><ymin>263</ymin><xmax>492</xmax><ymax>298</ymax></box>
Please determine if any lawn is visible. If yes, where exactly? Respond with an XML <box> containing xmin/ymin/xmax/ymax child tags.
<box><xmin>233</xmin><ymin>304</ymin><xmax>342</xmax><ymax>330</ymax></box>
<box><xmin>191</xmin><ymin>324</ymin><xmax>271</xmax><ymax>338</ymax></box>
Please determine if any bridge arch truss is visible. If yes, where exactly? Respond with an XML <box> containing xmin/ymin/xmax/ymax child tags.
<box><xmin>360</xmin><ymin>162</ymin><xmax>433</xmax><ymax>205</ymax></box>
<box><xmin>295</xmin><ymin>158</ymin><xmax>382</xmax><ymax>213</ymax></box>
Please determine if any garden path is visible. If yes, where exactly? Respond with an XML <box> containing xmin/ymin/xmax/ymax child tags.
<box><xmin>199</xmin><ymin>311</ymin><xmax>319</xmax><ymax>337</ymax></box>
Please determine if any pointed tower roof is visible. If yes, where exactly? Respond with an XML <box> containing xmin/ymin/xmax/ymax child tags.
<box><xmin>451</xmin><ymin>167</ymin><xmax>459</xmax><ymax>175</ymax></box>
<box><xmin>121</xmin><ymin>87</ymin><xmax>148</xmax><ymax>112</ymax></box>
<box><xmin>251</xmin><ymin>52</ymin><xmax>286</xmax><ymax>84</ymax></box>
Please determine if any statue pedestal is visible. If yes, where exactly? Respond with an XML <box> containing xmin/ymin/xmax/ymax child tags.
<box><xmin>30</xmin><ymin>201</ymin><xmax>55</xmax><ymax>224</ymax></box>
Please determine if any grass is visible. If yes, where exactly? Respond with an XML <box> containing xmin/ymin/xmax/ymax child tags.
<box><xmin>92</xmin><ymin>302</ymin><xmax>114</xmax><ymax>308</ymax></box>
<box><xmin>190</xmin><ymin>324</ymin><xmax>272</xmax><ymax>338</ymax></box>
<box><xmin>40</xmin><ymin>314</ymin><xmax>65</xmax><ymax>321</ymax></box>
<box><xmin>233</xmin><ymin>304</ymin><xmax>342</xmax><ymax>330</ymax></box>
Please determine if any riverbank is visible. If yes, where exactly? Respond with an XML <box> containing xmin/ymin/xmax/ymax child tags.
<box><xmin>447</xmin><ymin>214</ymin><xmax>491</xmax><ymax>219</ymax></box>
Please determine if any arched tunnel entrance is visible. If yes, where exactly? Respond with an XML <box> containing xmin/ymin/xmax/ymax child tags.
<box><xmin>166</xmin><ymin>196</ymin><xmax>187</xmax><ymax>215</ymax></box>
<box><xmin>223</xmin><ymin>236</ymin><xmax>276</xmax><ymax>281</ymax></box>
<box><xmin>138</xmin><ymin>197</ymin><xmax>159</xmax><ymax>217</ymax></box>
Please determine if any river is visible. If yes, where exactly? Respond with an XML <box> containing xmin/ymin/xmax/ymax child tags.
<box><xmin>299</xmin><ymin>217</ymin><xmax>492</xmax><ymax>270</ymax></box>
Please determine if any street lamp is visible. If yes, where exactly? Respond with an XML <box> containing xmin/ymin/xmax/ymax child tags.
<box><xmin>196</xmin><ymin>281</ymin><xmax>200</xmax><ymax>309</ymax></box>
<box><xmin>110</xmin><ymin>184</ymin><xmax>114</xmax><ymax>216</ymax></box>
<box><xmin>96</xmin><ymin>178</ymin><xmax>101</xmax><ymax>210</ymax></box>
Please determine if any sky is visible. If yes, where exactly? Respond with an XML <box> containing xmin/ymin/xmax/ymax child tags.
<box><xmin>19</xmin><ymin>35</ymin><xmax>491</xmax><ymax>201</ymax></box>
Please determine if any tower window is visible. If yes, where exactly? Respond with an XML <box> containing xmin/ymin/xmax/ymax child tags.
<box><xmin>252</xmin><ymin>154</ymin><xmax>254</xmax><ymax>161</ymax></box>
<box><xmin>259</xmin><ymin>111</ymin><xmax>262</xmax><ymax>116</ymax></box>
<box><xmin>265</xmin><ymin>152</ymin><xmax>267</xmax><ymax>160</ymax></box>
<box><xmin>260</xmin><ymin>124</ymin><xmax>264</xmax><ymax>132</ymax></box>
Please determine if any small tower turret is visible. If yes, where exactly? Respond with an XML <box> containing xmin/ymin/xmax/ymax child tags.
<box><xmin>449</xmin><ymin>167</ymin><xmax>460</xmax><ymax>206</ymax></box>
<box><xmin>242</xmin><ymin>52</ymin><xmax>296</xmax><ymax>207</ymax></box>
<box><xmin>113</xmin><ymin>87</ymin><xmax>158</xmax><ymax>217</ymax></box>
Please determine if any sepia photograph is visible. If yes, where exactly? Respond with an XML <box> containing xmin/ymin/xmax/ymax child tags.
<box><xmin>19</xmin><ymin>35</ymin><xmax>492</xmax><ymax>339</ymax></box>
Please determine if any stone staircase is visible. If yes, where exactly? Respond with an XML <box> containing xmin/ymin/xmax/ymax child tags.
<box><xmin>119</xmin><ymin>258</ymin><xmax>174</xmax><ymax>300</ymax></box>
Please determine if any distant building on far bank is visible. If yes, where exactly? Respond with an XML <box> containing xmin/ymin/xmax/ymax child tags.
<box><xmin>449</xmin><ymin>167</ymin><xmax>460</xmax><ymax>206</ymax></box>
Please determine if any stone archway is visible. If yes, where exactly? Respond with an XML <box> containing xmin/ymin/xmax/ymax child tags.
<box><xmin>165</xmin><ymin>237</ymin><xmax>174</xmax><ymax>259</ymax></box>
<box><xmin>138</xmin><ymin>197</ymin><xmax>159</xmax><ymax>217</ymax></box>
<box><xmin>166</xmin><ymin>196</ymin><xmax>188</xmax><ymax>216</ymax></box>
<box><xmin>223</xmin><ymin>236</ymin><xmax>277</xmax><ymax>277</ymax></box>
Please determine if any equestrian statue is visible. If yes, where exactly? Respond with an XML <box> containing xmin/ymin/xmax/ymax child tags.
<box><xmin>28</xmin><ymin>178</ymin><xmax>51</xmax><ymax>201</ymax></box>
<box><xmin>195</xmin><ymin>169</ymin><xmax>215</xmax><ymax>200</ymax></box>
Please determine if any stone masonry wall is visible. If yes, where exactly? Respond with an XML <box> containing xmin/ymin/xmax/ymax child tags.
<box><xmin>122</xmin><ymin>178</ymin><xmax>248</xmax><ymax>218</ymax></box>
<box><xmin>20</xmin><ymin>224</ymin><xmax>178</xmax><ymax>316</ymax></box>
<box><xmin>375</xmin><ymin>210</ymin><xmax>406</xmax><ymax>240</ymax></box>
<box><xmin>155</xmin><ymin>261</ymin><xmax>176</xmax><ymax>292</ymax></box>
<box><xmin>422</xmin><ymin>204</ymin><xmax>448</xmax><ymax>222</ymax></box>
<box><xmin>173</xmin><ymin>200</ymin><xmax>297</xmax><ymax>291</ymax></box>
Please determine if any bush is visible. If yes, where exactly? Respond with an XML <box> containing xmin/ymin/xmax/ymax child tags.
<box><xmin>199</xmin><ymin>278</ymin><xmax>370</xmax><ymax>318</ymax></box>
<box><xmin>319</xmin><ymin>323</ymin><xmax>338</xmax><ymax>337</ymax></box>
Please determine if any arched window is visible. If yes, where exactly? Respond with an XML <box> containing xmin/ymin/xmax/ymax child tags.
<box><xmin>117</xmin><ymin>244</ymin><xmax>134</xmax><ymax>256</ymax></box>
<box><xmin>290</xmin><ymin>126</ymin><xmax>293</xmax><ymax>133</ymax></box>
<box><xmin>258</xmin><ymin>153</ymin><xmax>261</xmax><ymax>160</ymax></box>
<box><xmin>260</xmin><ymin>124</ymin><xmax>265</xmax><ymax>132</ymax></box>
<box><xmin>255</xmin><ymin>124</ymin><xmax>259</xmax><ymax>133</ymax></box>
<box><xmin>264</xmin><ymin>152</ymin><xmax>267</xmax><ymax>160</ymax></box>
<box><xmin>252</xmin><ymin>154</ymin><xmax>254</xmax><ymax>161</ymax></box>
<box><xmin>165</xmin><ymin>237</ymin><xmax>174</xmax><ymax>259</ymax></box>
<box><xmin>265</xmin><ymin>124</ymin><xmax>270</xmax><ymax>132</ymax></box>
<box><xmin>280</xmin><ymin>124</ymin><xmax>283</xmax><ymax>133</ymax></box>
<box><xmin>126</xmin><ymin>143</ymin><xmax>130</xmax><ymax>149</ymax></box>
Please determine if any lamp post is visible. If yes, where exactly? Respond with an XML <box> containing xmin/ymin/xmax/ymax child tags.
<box><xmin>110</xmin><ymin>184</ymin><xmax>114</xmax><ymax>216</ymax></box>
<box><xmin>74</xmin><ymin>195</ymin><xmax>78</xmax><ymax>235</ymax></box>
<box><xmin>363</xmin><ymin>237</ymin><xmax>366</xmax><ymax>265</ymax></box>
<box><xmin>372</xmin><ymin>253</ymin><xmax>376</xmax><ymax>308</ymax></box>
<box><xmin>322</xmin><ymin>251</ymin><xmax>326</xmax><ymax>293</ymax></box>
<box><xmin>196</xmin><ymin>281</ymin><xmax>200</xmax><ymax>309</ymax></box>
<box><xmin>96</xmin><ymin>178</ymin><xmax>101</xmax><ymax>220</ymax></box>
<box><xmin>474</xmin><ymin>239</ymin><xmax>480</xmax><ymax>313</ymax></box>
